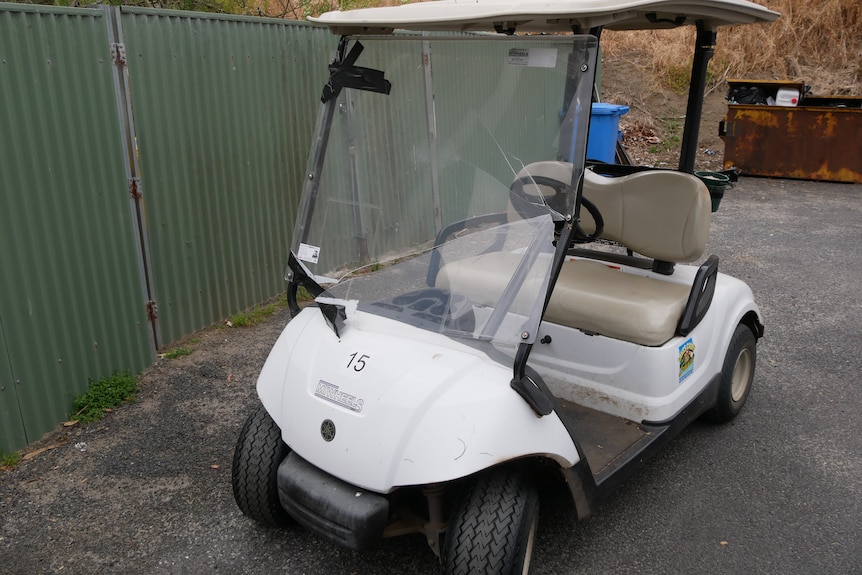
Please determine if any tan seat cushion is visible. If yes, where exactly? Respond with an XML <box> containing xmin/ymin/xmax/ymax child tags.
<box><xmin>437</xmin><ymin>253</ymin><xmax>690</xmax><ymax>346</ymax></box>
<box><xmin>545</xmin><ymin>259</ymin><xmax>690</xmax><ymax>346</ymax></box>
<box><xmin>581</xmin><ymin>169</ymin><xmax>710</xmax><ymax>263</ymax></box>
<box><xmin>512</xmin><ymin>163</ymin><xmax>711</xmax><ymax>263</ymax></box>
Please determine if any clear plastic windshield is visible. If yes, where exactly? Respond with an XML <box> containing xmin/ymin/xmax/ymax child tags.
<box><xmin>292</xmin><ymin>35</ymin><xmax>597</xmax><ymax>350</ymax></box>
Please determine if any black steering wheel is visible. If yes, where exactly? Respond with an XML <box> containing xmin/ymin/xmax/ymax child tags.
<box><xmin>509</xmin><ymin>175</ymin><xmax>604</xmax><ymax>242</ymax></box>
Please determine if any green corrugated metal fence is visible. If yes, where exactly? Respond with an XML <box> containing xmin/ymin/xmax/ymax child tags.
<box><xmin>118</xmin><ymin>9</ymin><xmax>335</xmax><ymax>345</ymax></box>
<box><xmin>0</xmin><ymin>4</ymin><xmax>154</xmax><ymax>452</ymax></box>
<box><xmin>0</xmin><ymin>4</ymin><xmax>337</xmax><ymax>453</ymax></box>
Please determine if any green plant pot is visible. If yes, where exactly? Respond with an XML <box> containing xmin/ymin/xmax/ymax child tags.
<box><xmin>695</xmin><ymin>171</ymin><xmax>733</xmax><ymax>213</ymax></box>
<box><xmin>710</xmin><ymin>189</ymin><xmax>724</xmax><ymax>212</ymax></box>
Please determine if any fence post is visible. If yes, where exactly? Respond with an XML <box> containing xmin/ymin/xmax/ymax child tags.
<box><xmin>102</xmin><ymin>5</ymin><xmax>161</xmax><ymax>350</ymax></box>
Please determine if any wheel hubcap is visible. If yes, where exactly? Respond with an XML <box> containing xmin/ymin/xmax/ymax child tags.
<box><xmin>730</xmin><ymin>348</ymin><xmax>752</xmax><ymax>402</ymax></box>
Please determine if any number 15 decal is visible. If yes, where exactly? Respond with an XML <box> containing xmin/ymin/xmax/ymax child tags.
<box><xmin>347</xmin><ymin>352</ymin><xmax>371</xmax><ymax>372</ymax></box>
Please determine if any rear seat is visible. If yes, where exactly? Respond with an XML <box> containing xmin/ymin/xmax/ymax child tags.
<box><xmin>435</xmin><ymin>163</ymin><xmax>714</xmax><ymax>346</ymax></box>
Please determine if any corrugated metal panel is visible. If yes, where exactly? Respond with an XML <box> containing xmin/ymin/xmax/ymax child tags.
<box><xmin>0</xmin><ymin>4</ymin><xmax>154</xmax><ymax>453</ymax></box>
<box><xmin>0</xmin><ymin>317</ymin><xmax>25</xmax><ymax>452</ymax></box>
<box><xmin>118</xmin><ymin>8</ymin><xmax>336</xmax><ymax>344</ymax></box>
<box><xmin>721</xmin><ymin>102</ymin><xmax>862</xmax><ymax>183</ymax></box>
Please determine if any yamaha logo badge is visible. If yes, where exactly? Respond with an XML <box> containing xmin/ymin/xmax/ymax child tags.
<box><xmin>320</xmin><ymin>419</ymin><xmax>336</xmax><ymax>442</ymax></box>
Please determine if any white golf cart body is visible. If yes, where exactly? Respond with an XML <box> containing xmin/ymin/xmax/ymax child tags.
<box><xmin>234</xmin><ymin>0</ymin><xmax>776</xmax><ymax>569</ymax></box>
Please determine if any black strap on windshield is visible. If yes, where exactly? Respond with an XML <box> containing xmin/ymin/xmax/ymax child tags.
<box><xmin>285</xmin><ymin>252</ymin><xmax>326</xmax><ymax>314</ymax></box>
<box><xmin>285</xmin><ymin>252</ymin><xmax>349</xmax><ymax>336</ymax></box>
<box><xmin>321</xmin><ymin>38</ymin><xmax>392</xmax><ymax>103</ymax></box>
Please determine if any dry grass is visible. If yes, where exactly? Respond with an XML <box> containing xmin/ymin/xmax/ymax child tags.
<box><xmin>602</xmin><ymin>0</ymin><xmax>862</xmax><ymax>95</ymax></box>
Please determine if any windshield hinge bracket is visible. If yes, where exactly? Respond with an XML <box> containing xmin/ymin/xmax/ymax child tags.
<box><xmin>285</xmin><ymin>251</ymin><xmax>327</xmax><ymax>317</ymax></box>
<box><xmin>511</xmin><ymin>344</ymin><xmax>554</xmax><ymax>416</ymax></box>
<box><xmin>511</xmin><ymin>374</ymin><xmax>554</xmax><ymax>417</ymax></box>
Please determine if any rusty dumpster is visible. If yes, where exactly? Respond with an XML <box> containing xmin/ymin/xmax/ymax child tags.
<box><xmin>720</xmin><ymin>80</ymin><xmax>862</xmax><ymax>184</ymax></box>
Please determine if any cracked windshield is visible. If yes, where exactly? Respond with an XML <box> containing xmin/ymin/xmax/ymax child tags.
<box><xmin>292</xmin><ymin>35</ymin><xmax>597</xmax><ymax>349</ymax></box>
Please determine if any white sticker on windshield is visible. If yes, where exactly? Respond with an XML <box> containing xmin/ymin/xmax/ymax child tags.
<box><xmin>507</xmin><ymin>48</ymin><xmax>557</xmax><ymax>68</ymax></box>
<box><xmin>297</xmin><ymin>243</ymin><xmax>320</xmax><ymax>264</ymax></box>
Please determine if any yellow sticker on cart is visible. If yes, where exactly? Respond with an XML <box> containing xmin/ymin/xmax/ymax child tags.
<box><xmin>679</xmin><ymin>338</ymin><xmax>695</xmax><ymax>383</ymax></box>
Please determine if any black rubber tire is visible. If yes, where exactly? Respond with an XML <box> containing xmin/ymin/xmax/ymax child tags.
<box><xmin>441</xmin><ymin>469</ymin><xmax>539</xmax><ymax>575</ymax></box>
<box><xmin>231</xmin><ymin>403</ymin><xmax>293</xmax><ymax>526</ymax></box>
<box><xmin>704</xmin><ymin>323</ymin><xmax>757</xmax><ymax>423</ymax></box>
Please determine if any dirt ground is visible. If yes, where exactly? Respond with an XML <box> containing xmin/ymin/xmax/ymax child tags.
<box><xmin>0</xmin><ymin>314</ymin><xmax>290</xmax><ymax>573</ymax></box>
<box><xmin>600</xmin><ymin>55</ymin><xmax>731</xmax><ymax>172</ymax></box>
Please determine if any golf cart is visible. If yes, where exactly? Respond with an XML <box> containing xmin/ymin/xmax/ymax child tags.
<box><xmin>232</xmin><ymin>1</ymin><xmax>775</xmax><ymax>572</ymax></box>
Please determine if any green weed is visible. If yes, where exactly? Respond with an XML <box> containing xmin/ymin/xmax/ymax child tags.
<box><xmin>296</xmin><ymin>286</ymin><xmax>313</xmax><ymax>302</ymax></box>
<box><xmin>664</xmin><ymin>59</ymin><xmax>722</xmax><ymax>96</ymax></box>
<box><xmin>70</xmin><ymin>371</ymin><xmax>137</xmax><ymax>424</ymax></box>
<box><xmin>163</xmin><ymin>347</ymin><xmax>193</xmax><ymax>359</ymax></box>
<box><xmin>665</xmin><ymin>64</ymin><xmax>691</xmax><ymax>95</ymax></box>
<box><xmin>1</xmin><ymin>451</ymin><xmax>22</xmax><ymax>468</ymax></box>
<box><xmin>228</xmin><ymin>293</ymin><xmax>289</xmax><ymax>328</ymax></box>
<box><xmin>660</xmin><ymin>115</ymin><xmax>683</xmax><ymax>151</ymax></box>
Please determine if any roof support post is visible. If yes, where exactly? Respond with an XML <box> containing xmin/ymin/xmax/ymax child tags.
<box><xmin>678</xmin><ymin>22</ymin><xmax>716</xmax><ymax>173</ymax></box>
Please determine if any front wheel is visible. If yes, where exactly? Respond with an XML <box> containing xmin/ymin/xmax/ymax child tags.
<box><xmin>705</xmin><ymin>323</ymin><xmax>757</xmax><ymax>423</ymax></box>
<box><xmin>231</xmin><ymin>403</ymin><xmax>293</xmax><ymax>526</ymax></box>
<box><xmin>442</xmin><ymin>469</ymin><xmax>539</xmax><ymax>575</ymax></box>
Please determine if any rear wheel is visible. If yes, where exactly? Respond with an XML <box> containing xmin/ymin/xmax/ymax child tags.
<box><xmin>442</xmin><ymin>469</ymin><xmax>539</xmax><ymax>575</ymax></box>
<box><xmin>231</xmin><ymin>403</ymin><xmax>293</xmax><ymax>526</ymax></box>
<box><xmin>705</xmin><ymin>323</ymin><xmax>756</xmax><ymax>422</ymax></box>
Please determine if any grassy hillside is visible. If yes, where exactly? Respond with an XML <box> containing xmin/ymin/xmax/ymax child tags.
<box><xmin>603</xmin><ymin>0</ymin><xmax>862</xmax><ymax>95</ymax></box>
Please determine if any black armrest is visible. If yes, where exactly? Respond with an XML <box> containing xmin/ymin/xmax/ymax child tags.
<box><xmin>677</xmin><ymin>255</ymin><xmax>719</xmax><ymax>336</ymax></box>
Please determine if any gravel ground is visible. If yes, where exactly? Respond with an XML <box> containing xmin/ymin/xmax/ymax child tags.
<box><xmin>1</xmin><ymin>177</ymin><xmax>860</xmax><ymax>574</ymax></box>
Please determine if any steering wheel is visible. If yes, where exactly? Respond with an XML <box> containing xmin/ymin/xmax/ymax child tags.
<box><xmin>509</xmin><ymin>175</ymin><xmax>604</xmax><ymax>242</ymax></box>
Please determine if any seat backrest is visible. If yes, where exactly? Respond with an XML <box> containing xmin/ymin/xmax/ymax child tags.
<box><xmin>513</xmin><ymin>162</ymin><xmax>711</xmax><ymax>263</ymax></box>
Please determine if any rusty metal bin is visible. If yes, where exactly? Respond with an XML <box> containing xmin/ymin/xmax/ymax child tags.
<box><xmin>720</xmin><ymin>80</ymin><xmax>862</xmax><ymax>184</ymax></box>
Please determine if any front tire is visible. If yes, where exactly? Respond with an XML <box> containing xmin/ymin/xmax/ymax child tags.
<box><xmin>442</xmin><ymin>469</ymin><xmax>539</xmax><ymax>575</ymax></box>
<box><xmin>705</xmin><ymin>323</ymin><xmax>756</xmax><ymax>423</ymax></box>
<box><xmin>231</xmin><ymin>403</ymin><xmax>293</xmax><ymax>526</ymax></box>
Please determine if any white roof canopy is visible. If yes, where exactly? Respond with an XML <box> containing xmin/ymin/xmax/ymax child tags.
<box><xmin>311</xmin><ymin>0</ymin><xmax>779</xmax><ymax>35</ymax></box>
